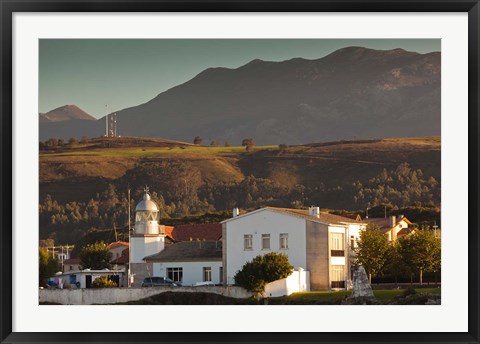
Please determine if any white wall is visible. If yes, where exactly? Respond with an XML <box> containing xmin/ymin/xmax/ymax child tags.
<box><xmin>39</xmin><ymin>286</ymin><xmax>252</xmax><ymax>305</ymax></box>
<box><xmin>224</xmin><ymin>209</ymin><xmax>307</xmax><ymax>285</ymax></box>
<box><xmin>264</xmin><ymin>269</ymin><xmax>310</xmax><ymax>297</ymax></box>
<box><xmin>153</xmin><ymin>261</ymin><xmax>223</xmax><ymax>286</ymax></box>
<box><xmin>130</xmin><ymin>236</ymin><xmax>164</xmax><ymax>263</ymax></box>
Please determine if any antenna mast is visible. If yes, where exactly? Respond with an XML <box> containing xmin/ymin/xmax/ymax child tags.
<box><xmin>128</xmin><ymin>186</ymin><xmax>131</xmax><ymax>287</ymax></box>
<box><xmin>105</xmin><ymin>105</ymin><xmax>108</xmax><ymax>136</ymax></box>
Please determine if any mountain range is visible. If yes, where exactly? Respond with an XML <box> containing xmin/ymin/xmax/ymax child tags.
<box><xmin>39</xmin><ymin>47</ymin><xmax>441</xmax><ymax>144</ymax></box>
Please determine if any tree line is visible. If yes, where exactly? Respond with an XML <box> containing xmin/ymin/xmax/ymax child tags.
<box><xmin>40</xmin><ymin>161</ymin><xmax>440</xmax><ymax>245</ymax></box>
<box><xmin>355</xmin><ymin>226</ymin><xmax>441</xmax><ymax>285</ymax></box>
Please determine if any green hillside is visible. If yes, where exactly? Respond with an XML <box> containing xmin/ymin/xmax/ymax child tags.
<box><xmin>39</xmin><ymin>136</ymin><xmax>440</xmax><ymax>244</ymax></box>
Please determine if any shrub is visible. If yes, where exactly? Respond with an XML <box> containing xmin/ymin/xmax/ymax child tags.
<box><xmin>402</xmin><ymin>286</ymin><xmax>417</xmax><ymax>297</ymax></box>
<box><xmin>234</xmin><ymin>252</ymin><xmax>293</xmax><ymax>294</ymax></box>
<box><xmin>91</xmin><ymin>275</ymin><xmax>118</xmax><ymax>288</ymax></box>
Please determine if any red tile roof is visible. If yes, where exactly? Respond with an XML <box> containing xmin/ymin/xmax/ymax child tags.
<box><xmin>106</xmin><ymin>241</ymin><xmax>129</xmax><ymax>250</ymax></box>
<box><xmin>164</xmin><ymin>226</ymin><xmax>175</xmax><ymax>241</ymax></box>
<box><xmin>144</xmin><ymin>241</ymin><xmax>222</xmax><ymax>262</ymax></box>
<box><xmin>267</xmin><ymin>207</ymin><xmax>362</xmax><ymax>225</ymax></box>
<box><xmin>63</xmin><ymin>258</ymin><xmax>81</xmax><ymax>265</ymax></box>
<box><xmin>171</xmin><ymin>224</ymin><xmax>222</xmax><ymax>242</ymax></box>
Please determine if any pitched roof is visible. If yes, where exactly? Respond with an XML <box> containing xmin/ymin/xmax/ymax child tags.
<box><xmin>112</xmin><ymin>248</ymin><xmax>129</xmax><ymax>264</ymax></box>
<box><xmin>106</xmin><ymin>241</ymin><xmax>129</xmax><ymax>250</ymax></box>
<box><xmin>222</xmin><ymin>207</ymin><xmax>362</xmax><ymax>225</ymax></box>
<box><xmin>397</xmin><ymin>228</ymin><xmax>415</xmax><ymax>237</ymax></box>
<box><xmin>164</xmin><ymin>226</ymin><xmax>175</xmax><ymax>241</ymax></box>
<box><xmin>144</xmin><ymin>240</ymin><xmax>222</xmax><ymax>262</ymax></box>
<box><xmin>171</xmin><ymin>224</ymin><xmax>222</xmax><ymax>242</ymax></box>
<box><xmin>63</xmin><ymin>258</ymin><xmax>81</xmax><ymax>265</ymax></box>
<box><xmin>363</xmin><ymin>216</ymin><xmax>412</xmax><ymax>231</ymax></box>
<box><xmin>267</xmin><ymin>207</ymin><xmax>362</xmax><ymax>225</ymax></box>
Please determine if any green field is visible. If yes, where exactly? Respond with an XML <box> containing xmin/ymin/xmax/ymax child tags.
<box><xmin>41</xmin><ymin>145</ymin><xmax>278</xmax><ymax>158</ymax></box>
<box><xmin>266</xmin><ymin>288</ymin><xmax>441</xmax><ymax>304</ymax></box>
<box><xmin>114</xmin><ymin>288</ymin><xmax>441</xmax><ymax>305</ymax></box>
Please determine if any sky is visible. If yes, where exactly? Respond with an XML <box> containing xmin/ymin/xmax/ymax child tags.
<box><xmin>39</xmin><ymin>39</ymin><xmax>440</xmax><ymax>118</ymax></box>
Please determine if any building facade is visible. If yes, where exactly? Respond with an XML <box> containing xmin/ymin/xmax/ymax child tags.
<box><xmin>222</xmin><ymin>207</ymin><xmax>366</xmax><ymax>291</ymax></box>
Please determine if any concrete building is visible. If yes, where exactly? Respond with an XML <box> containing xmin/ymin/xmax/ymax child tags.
<box><xmin>129</xmin><ymin>188</ymin><xmax>222</xmax><ymax>287</ymax></box>
<box><xmin>144</xmin><ymin>240</ymin><xmax>223</xmax><ymax>286</ymax></box>
<box><xmin>50</xmin><ymin>269</ymin><xmax>126</xmax><ymax>289</ymax></box>
<box><xmin>362</xmin><ymin>215</ymin><xmax>413</xmax><ymax>241</ymax></box>
<box><xmin>129</xmin><ymin>188</ymin><xmax>167</xmax><ymax>287</ymax></box>
<box><xmin>221</xmin><ymin>206</ymin><xmax>366</xmax><ymax>291</ymax></box>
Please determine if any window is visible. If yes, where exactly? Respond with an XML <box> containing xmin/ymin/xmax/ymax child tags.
<box><xmin>331</xmin><ymin>265</ymin><xmax>345</xmax><ymax>288</ymax></box>
<box><xmin>219</xmin><ymin>267</ymin><xmax>223</xmax><ymax>284</ymax></box>
<box><xmin>203</xmin><ymin>267</ymin><xmax>212</xmax><ymax>282</ymax></box>
<box><xmin>167</xmin><ymin>267</ymin><xmax>183</xmax><ymax>283</ymax></box>
<box><xmin>244</xmin><ymin>234</ymin><xmax>253</xmax><ymax>250</ymax></box>
<box><xmin>350</xmin><ymin>235</ymin><xmax>355</xmax><ymax>248</ymax></box>
<box><xmin>330</xmin><ymin>233</ymin><xmax>345</xmax><ymax>256</ymax></box>
<box><xmin>135</xmin><ymin>211</ymin><xmax>158</xmax><ymax>222</ymax></box>
<box><xmin>280</xmin><ymin>233</ymin><xmax>288</xmax><ymax>249</ymax></box>
<box><xmin>262</xmin><ymin>234</ymin><xmax>270</xmax><ymax>250</ymax></box>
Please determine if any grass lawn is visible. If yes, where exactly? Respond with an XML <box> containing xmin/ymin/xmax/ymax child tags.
<box><xmin>270</xmin><ymin>288</ymin><xmax>441</xmax><ymax>304</ymax></box>
<box><xmin>41</xmin><ymin>145</ymin><xmax>278</xmax><ymax>158</ymax></box>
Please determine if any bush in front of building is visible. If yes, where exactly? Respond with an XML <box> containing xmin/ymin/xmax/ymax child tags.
<box><xmin>91</xmin><ymin>275</ymin><xmax>118</xmax><ymax>288</ymax></box>
<box><xmin>234</xmin><ymin>252</ymin><xmax>293</xmax><ymax>294</ymax></box>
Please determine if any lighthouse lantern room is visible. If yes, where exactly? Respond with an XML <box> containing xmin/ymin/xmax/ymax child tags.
<box><xmin>130</xmin><ymin>187</ymin><xmax>166</xmax><ymax>266</ymax></box>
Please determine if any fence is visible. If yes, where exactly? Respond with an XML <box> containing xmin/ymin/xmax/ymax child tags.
<box><xmin>39</xmin><ymin>285</ymin><xmax>252</xmax><ymax>305</ymax></box>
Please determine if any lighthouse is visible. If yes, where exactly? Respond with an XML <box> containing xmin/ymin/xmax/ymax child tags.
<box><xmin>129</xmin><ymin>186</ymin><xmax>166</xmax><ymax>286</ymax></box>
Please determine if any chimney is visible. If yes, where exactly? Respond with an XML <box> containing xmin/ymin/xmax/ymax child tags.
<box><xmin>309</xmin><ymin>206</ymin><xmax>320</xmax><ymax>218</ymax></box>
<box><xmin>233</xmin><ymin>208</ymin><xmax>240</xmax><ymax>217</ymax></box>
<box><xmin>389</xmin><ymin>215</ymin><xmax>396</xmax><ymax>227</ymax></box>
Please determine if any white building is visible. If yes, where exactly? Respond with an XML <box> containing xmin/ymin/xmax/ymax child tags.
<box><xmin>130</xmin><ymin>188</ymin><xmax>223</xmax><ymax>287</ymax></box>
<box><xmin>222</xmin><ymin>206</ymin><xmax>366</xmax><ymax>291</ymax></box>
<box><xmin>362</xmin><ymin>215</ymin><xmax>413</xmax><ymax>241</ymax></box>
<box><xmin>144</xmin><ymin>241</ymin><xmax>223</xmax><ymax>286</ymax></box>
<box><xmin>50</xmin><ymin>269</ymin><xmax>126</xmax><ymax>288</ymax></box>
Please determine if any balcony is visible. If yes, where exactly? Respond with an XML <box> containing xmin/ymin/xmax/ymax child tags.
<box><xmin>331</xmin><ymin>281</ymin><xmax>345</xmax><ymax>289</ymax></box>
<box><xmin>330</xmin><ymin>250</ymin><xmax>345</xmax><ymax>257</ymax></box>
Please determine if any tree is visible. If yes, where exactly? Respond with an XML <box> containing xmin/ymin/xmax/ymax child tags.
<box><xmin>210</xmin><ymin>140</ymin><xmax>219</xmax><ymax>147</ymax></box>
<box><xmin>39</xmin><ymin>248</ymin><xmax>58</xmax><ymax>287</ymax></box>
<box><xmin>278</xmin><ymin>144</ymin><xmax>289</xmax><ymax>154</ymax></box>
<box><xmin>382</xmin><ymin>242</ymin><xmax>404</xmax><ymax>286</ymax></box>
<box><xmin>46</xmin><ymin>138</ymin><xmax>59</xmax><ymax>147</ymax></box>
<box><xmin>234</xmin><ymin>252</ymin><xmax>293</xmax><ymax>294</ymax></box>
<box><xmin>397</xmin><ymin>228</ymin><xmax>440</xmax><ymax>285</ymax></box>
<box><xmin>79</xmin><ymin>242</ymin><xmax>112</xmax><ymax>270</ymax></box>
<box><xmin>354</xmin><ymin>225</ymin><xmax>390</xmax><ymax>283</ymax></box>
<box><xmin>241</xmin><ymin>138</ymin><xmax>255</xmax><ymax>147</ymax></box>
<box><xmin>68</xmin><ymin>137</ymin><xmax>78</xmax><ymax>145</ymax></box>
<box><xmin>194</xmin><ymin>136</ymin><xmax>203</xmax><ymax>145</ymax></box>
<box><xmin>91</xmin><ymin>275</ymin><xmax>118</xmax><ymax>288</ymax></box>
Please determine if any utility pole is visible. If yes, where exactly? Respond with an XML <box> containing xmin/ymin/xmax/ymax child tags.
<box><xmin>128</xmin><ymin>186</ymin><xmax>131</xmax><ymax>287</ymax></box>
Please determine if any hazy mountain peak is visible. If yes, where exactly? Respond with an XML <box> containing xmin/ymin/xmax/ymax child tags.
<box><xmin>40</xmin><ymin>46</ymin><xmax>440</xmax><ymax>144</ymax></box>
<box><xmin>39</xmin><ymin>104</ymin><xmax>96</xmax><ymax>123</ymax></box>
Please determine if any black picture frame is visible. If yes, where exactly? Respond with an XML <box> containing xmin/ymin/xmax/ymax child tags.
<box><xmin>1</xmin><ymin>1</ymin><xmax>479</xmax><ymax>343</ymax></box>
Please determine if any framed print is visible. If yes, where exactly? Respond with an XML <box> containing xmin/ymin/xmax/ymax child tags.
<box><xmin>1</xmin><ymin>1</ymin><xmax>479</xmax><ymax>343</ymax></box>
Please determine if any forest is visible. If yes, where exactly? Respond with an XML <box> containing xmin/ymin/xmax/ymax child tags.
<box><xmin>39</xmin><ymin>161</ymin><xmax>440</xmax><ymax>245</ymax></box>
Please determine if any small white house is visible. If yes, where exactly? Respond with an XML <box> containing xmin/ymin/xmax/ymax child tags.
<box><xmin>222</xmin><ymin>207</ymin><xmax>366</xmax><ymax>291</ymax></box>
<box><xmin>363</xmin><ymin>215</ymin><xmax>413</xmax><ymax>241</ymax></box>
<box><xmin>50</xmin><ymin>269</ymin><xmax>126</xmax><ymax>288</ymax></box>
<box><xmin>144</xmin><ymin>241</ymin><xmax>223</xmax><ymax>286</ymax></box>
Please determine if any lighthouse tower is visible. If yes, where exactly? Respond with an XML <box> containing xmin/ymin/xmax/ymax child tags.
<box><xmin>130</xmin><ymin>187</ymin><xmax>166</xmax><ymax>285</ymax></box>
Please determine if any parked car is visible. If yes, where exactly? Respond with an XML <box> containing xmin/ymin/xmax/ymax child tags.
<box><xmin>193</xmin><ymin>281</ymin><xmax>214</xmax><ymax>287</ymax></box>
<box><xmin>141</xmin><ymin>277</ymin><xmax>180</xmax><ymax>287</ymax></box>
